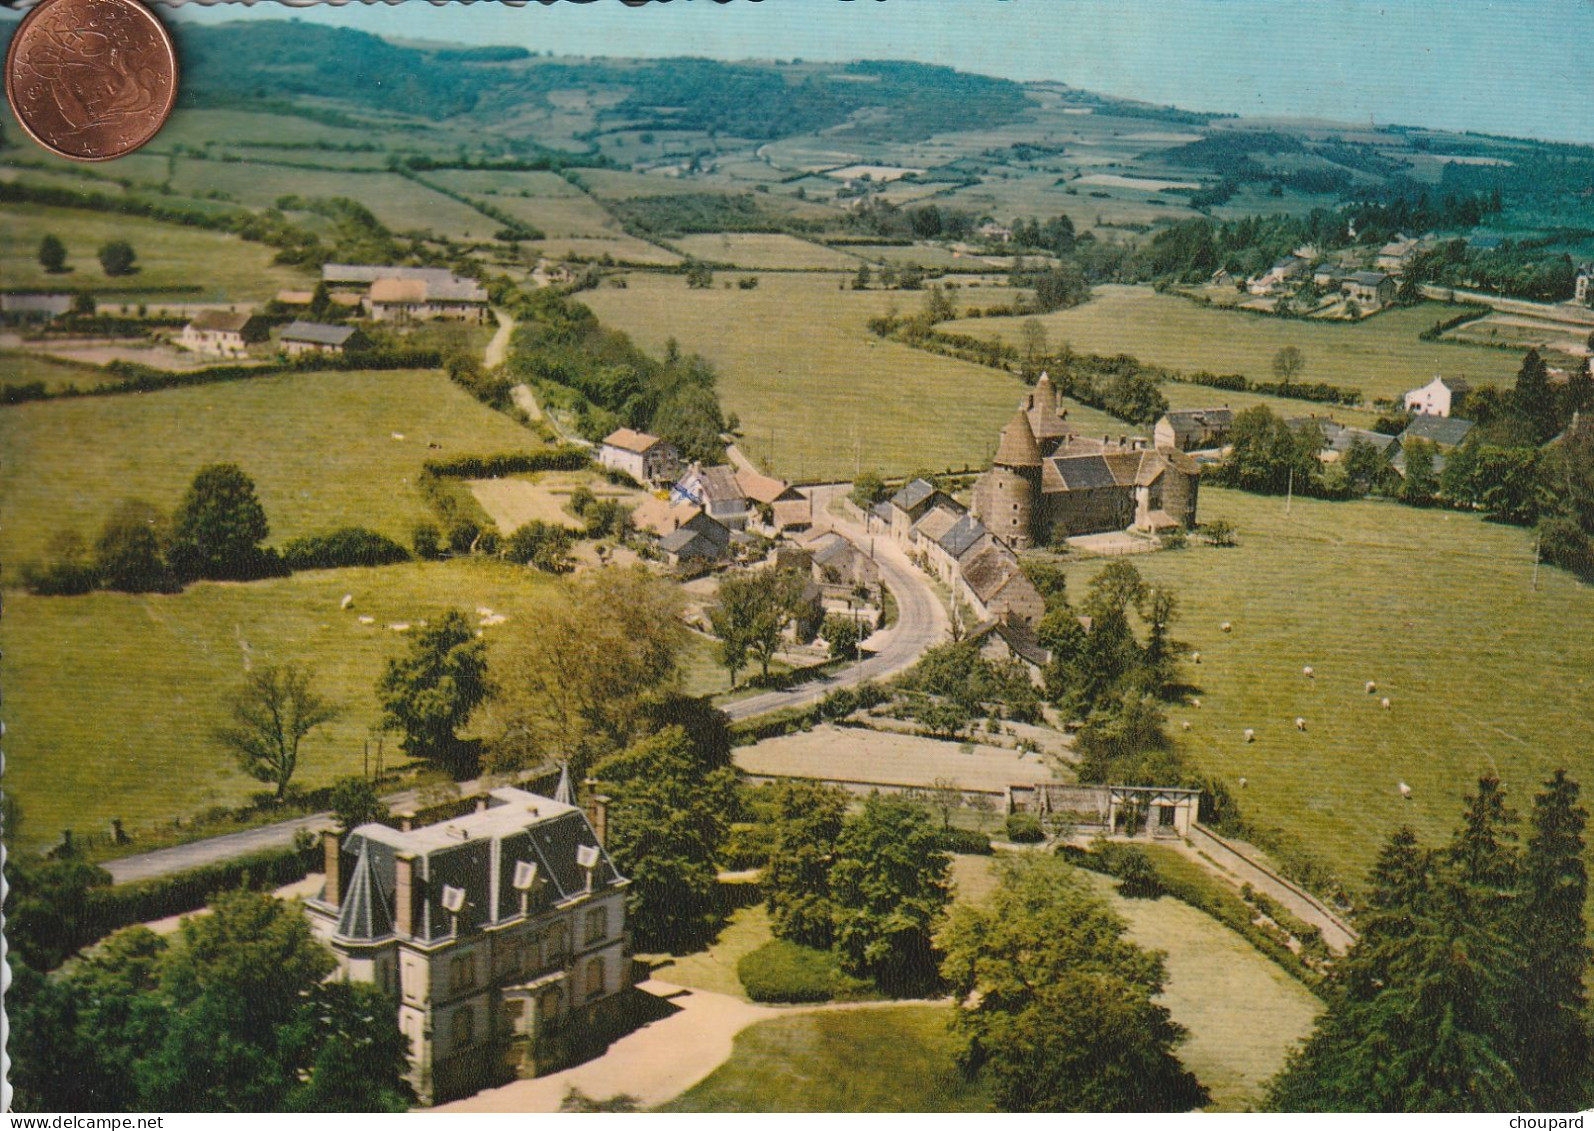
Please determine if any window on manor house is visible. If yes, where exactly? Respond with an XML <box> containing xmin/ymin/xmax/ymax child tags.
<box><xmin>586</xmin><ymin>959</ymin><xmax>605</xmax><ymax>1000</ymax></box>
<box><xmin>585</xmin><ymin>906</ymin><xmax>607</xmax><ymax>945</ymax></box>
<box><xmin>451</xmin><ymin>952</ymin><xmax>477</xmax><ymax>993</ymax></box>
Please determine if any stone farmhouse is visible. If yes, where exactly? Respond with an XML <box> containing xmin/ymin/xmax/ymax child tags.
<box><xmin>304</xmin><ymin>785</ymin><xmax>629</xmax><ymax>1105</ymax></box>
<box><xmin>178</xmin><ymin>309</ymin><xmax>267</xmax><ymax>358</ymax></box>
<box><xmin>321</xmin><ymin>264</ymin><xmax>489</xmax><ymax>324</ymax></box>
<box><xmin>1375</xmin><ymin>234</ymin><xmax>1421</xmax><ymax>275</ymax></box>
<box><xmin>1576</xmin><ymin>264</ymin><xmax>1593</xmax><ymax>305</ymax></box>
<box><xmin>970</xmin><ymin>373</ymin><xmax>1201</xmax><ymax>549</ymax></box>
<box><xmin>280</xmin><ymin>320</ymin><xmax>360</xmax><ymax>357</ymax></box>
<box><xmin>1341</xmin><ymin>271</ymin><xmax>1396</xmax><ymax>310</ymax></box>
<box><xmin>1154</xmin><ymin>407</ymin><xmax>1233</xmax><ymax>452</ymax></box>
<box><xmin>1404</xmin><ymin>375</ymin><xmax>1471</xmax><ymax>417</ymax></box>
<box><xmin>674</xmin><ymin>463</ymin><xmax>751</xmax><ymax>529</ymax></box>
<box><xmin>597</xmin><ymin>428</ymin><xmax>680</xmax><ymax>486</ymax></box>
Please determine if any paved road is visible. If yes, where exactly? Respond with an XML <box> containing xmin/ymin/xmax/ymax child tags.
<box><xmin>722</xmin><ymin>483</ymin><xmax>948</xmax><ymax>721</ymax></box>
<box><xmin>102</xmin><ymin>769</ymin><xmax>549</xmax><ymax>885</ymax></box>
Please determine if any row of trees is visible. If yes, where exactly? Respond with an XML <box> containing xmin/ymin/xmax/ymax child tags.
<box><xmin>38</xmin><ymin>233</ymin><xmax>138</xmax><ymax>276</ymax></box>
<box><xmin>1270</xmin><ymin>772</ymin><xmax>1590</xmax><ymax>1112</ymax></box>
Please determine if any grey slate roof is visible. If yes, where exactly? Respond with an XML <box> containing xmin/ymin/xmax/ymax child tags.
<box><xmin>1330</xmin><ymin>427</ymin><xmax>1400</xmax><ymax>455</ymax></box>
<box><xmin>1051</xmin><ymin>455</ymin><xmax>1118</xmax><ymax>490</ymax></box>
<box><xmin>890</xmin><ymin>478</ymin><xmax>937</xmax><ymax>512</ymax></box>
<box><xmin>335</xmin><ymin>841</ymin><xmax>395</xmax><ymax>942</ymax></box>
<box><xmin>1345</xmin><ymin>271</ymin><xmax>1391</xmax><ymax>287</ymax></box>
<box><xmin>1399</xmin><ymin>414</ymin><xmax>1475</xmax><ymax>448</ymax></box>
<box><xmin>870</xmin><ymin>501</ymin><xmax>893</xmax><ymax>524</ymax></box>
<box><xmin>938</xmin><ymin>514</ymin><xmax>988</xmax><ymax>560</ymax></box>
<box><xmin>1162</xmin><ymin>408</ymin><xmax>1233</xmax><ymax>432</ymax></box>
<box><xmin>281</xmin><ymin>320</ymin><xmax>356</xmax><ymax>346</ymax></box>
<box><xmin>659</xmin><ymin>527</ymin><xmax>721</xmax><ymax>558</ymax></box>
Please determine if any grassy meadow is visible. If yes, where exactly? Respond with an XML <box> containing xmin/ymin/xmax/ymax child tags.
<box><xmin>0</xmin><ymin>369</ymin><xmax>538</xmax><ymax>564</ymax></box>
<box><xmin>0</xmin><ymin>203</ymin><xmax>314</xmax><ymax>300</ymax></box>
<box><xmin>671</xmin><ymin>233</ymin><xmax>862</xmax><ymax>270</ymax></box>
<box><xmin>0</xmin><ymin>351</ymin><xmax>125</xmax><ymax>393</ymax></box>
<box><xmin>581</xmin><ymin>271</ymin><xmax>1123</xmax><ymax>480</ymax></box>
<box><xmin>947</xmin><ymin>286</ymin><xmax>1526</xmax><ymax>402</ymax></box>
<box><xmin>1063</xmin><ymin>486</ymin><xmax>1594</xmax><ymax>884</ymax></box>
<box><xmin>423</xmin><ymin>169</ymin><xmax>623</xmax><ymax>239</ymax></box>
<box><xmin>0</xmin><ymin>559</ymin><xmax>556</xmax><ymax>850</ymax></box>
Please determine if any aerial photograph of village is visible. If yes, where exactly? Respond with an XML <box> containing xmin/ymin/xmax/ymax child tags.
<box><xmin>1</xmin><ymin>0</ymin><xmax>1591</xmax><ymax>1115</ymax></box>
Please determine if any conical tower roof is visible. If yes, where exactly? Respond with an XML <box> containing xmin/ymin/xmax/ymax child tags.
<box><xmin>995</xmin><ymin>408</ymin><xmax>1042</xmax><ymax>468</ymax></box>
<box><xmin>336</xmin><ymin>840</ymin><xmax>394</xmax><ymax>942</ymax></box>
<box><xmin>1033</xmin><ymin>371</ymin><xmax>1059</xmax><ymax>417</ymax></box>
<box><xmin>553</xmin><ymin>762</ymin><xmax>574</xmax><ymax>806</ymax></box>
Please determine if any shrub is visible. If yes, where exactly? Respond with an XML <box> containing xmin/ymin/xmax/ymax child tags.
<box><xmin>935</xmin><ymin>826</ymin><xmax>995</xmax><ymax>855</ymax></box>
<box><xmin>411</xmin><ymin>521</ymin><xmax>445</xmax><ymax>561</ymax></box>
<box><xmin>281</xmin><ymin>527</ymin><xmax>411</xmax><ymax>571</ymax></box>
<box><xmin>1005</xmin><ymin>811</ymin><xmax>1045</xmax><ymax>843</ymax></box>
<box><xmin>738</xmin><ymin>939</ymin><xmax>847</xmax><ymax>1003</ymax></box>
<box><xmin>1095</xmin><ymin>841</ymin><xmax>1164</xmax><ymax>898</ymax></box>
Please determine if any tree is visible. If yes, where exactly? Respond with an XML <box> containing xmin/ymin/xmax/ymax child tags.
<box><xmin>215</xmin><ymin>664</ymin><xmax>340</xmax><ymax>802</ymax></box>
<box><xmin>1217</xmin><ymin>405</ymin><xmax>1323</xmax><ymax>496</ymax></box>
<box><xmin>849</xmin><ymin>469</ymin><xmax>888</xmax><ymax>509</ymax></box>
<box><xmin>1513</xmin><ymin>348</ymin><xmax>1560</xmax><ymax>443</ymax></box>
<box><xmin>486</xmin><ymin>568</ymin><xmax>689</xmax><ymax>778</ymax></box>
<box><xmin>1514</xmin><ymin>771</ymin><xmax>1592</xmax><ymax>1109</ymax></box>
<box><xmin>71</xmin><ymin>290</ymin><xmax>96</xmax><ymax>317</ymax></box>
<box><xmin>38</xmin><ymin>233</ymin><xmax>66</xmax><ymax>273</ymax></box>
<box><xmin>95</xmin><ymin>498</ymin><xmax>175</xmax><ymax>593</ymax></box>
<box><xmin>505</xmin><ymin>519</ymin><xmax>574</xmax><ymax>573</ymax></box>
<box><xmin>98</xmin><ymin>239</ymin><xmax>137</xmax><ymax>277</ymax></box>
<box><xmin>939</xmin><ymin>856</ymin><xmax>1207</xmax><ymax>1112</ymax></box>
<box><xmin>1019</xmin><ymin>318</ymin><xmax>1048</xmax><ymax>374</ymax></box>
<box><xmin>1398</xmin><ymin>437</ymin><xmax>1439</xmax><ymax>505</ymax></box>
<box><xmin>1562</xmin><ymin>359</ymin><xmax>1593</xmax><ymax>424</ymax></box>
<box><xmin>830</xmin><ymin>793</ymin><xmax>951</xmax><ymax>995</ymax></box>
<box><xmin>710</xmin><ymin>568</ymin><xmax>806</xmax><ymax>685</ymax></box>
<box><xmin>762</xmin><ymin>779</ymin><xmax>850</xmax><ymax>948</ymax></box>
<box><xmin>377</xmin><ymin>609</ymin><xmax>490</xmax><ymax>777</ymax></box>
<box><xmin>1030</xmin><ymin>263</ymin><xmax>1088</xmax><ymax>312</ymax></box>
<box><xmin>330</xmin><ymin>775</ymin><xmax>390</xmax><ymax>833</ymax></box>
<box><xmin>852</xmin><ymin>262</ymin><xmax>872</xmax><ymax>290</ymax></box>
<box><xmin>1272</xmin><ymin>345</ymin><xmax>1305</xmax><ymax>383</ymax></box>
<box><xmin>168</xmin><ymin>463</ymin><xmax>274</xmax><ymax>582</ymax></box>
<box><xmin>595</xmin><ymin>725</ymin><xmax>742</xmax><ymax>951</ymax></box>
<box><xmin>819</xmin><ymin>613</ymin><xmax>864</xmax><ymax>660</ymax></box>
<box><xmin>1338</xmin><ymin>437</ymin><xmax>1396</xmax><ymax>497</ymax></box>
<box><xmin>281</xmin><ymin>983</ymin><xmax>415</xmax><ymax>1113</ymax></box>
<box><xmin>685</xmin><ymin>260</ymin><xmax>714</xmax><ymax>289</ymax></box>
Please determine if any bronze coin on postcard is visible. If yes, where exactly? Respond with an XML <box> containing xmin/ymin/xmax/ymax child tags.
<box><xmin>2</xmin><ymin>0</ymin><xmax>1592</xmax><ymax>1118</ymax></box>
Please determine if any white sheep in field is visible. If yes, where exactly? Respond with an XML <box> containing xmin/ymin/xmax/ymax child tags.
<box><xmin>1295</xmin><ymin>717</ymin><xmax>1307</xmax><ymax>731</ymax></box>
<box><xmin>1399</xmin><ymin>781</ymin><xmax>1412</xmax><ymax>799</ymax></box>
<box><xmin>1243</xmin><ymin>728</ymin><xmax>1256</xmax><ymax>743</ymax></box>
<box><xmin>1381</xmin><ymin>697</ymin><xmax>1392</xmax><ymax>711</ymax></box>
<box><xmin>357</xmin><ymin>615</ymin><xmax>375</xmax><ymax>625</ymax></box>
<box><xmin>1181</xmin><ymin>721</ymin><xmax>1192</xmax><ymax>731</ymax></box>
<box><xmin>1192</xmin><ymin>698</ymin><xmax>1202</xmax><ymax>709</ymax></box>
<box><xmin>340</xmin><ymin>593</ymin><xmax>354</xmax><ymax>611</ymax></box>
<box><xmin>1365</xmin><ymin>681</ymin><xmax>1377</xmax><ymax>694</ymax></box>
<box><xmin>1191</xmin><ymin>651</ymin><xmax>1202</xmax><ymax>664</ymax></box>
<box><xmin>1238</xmin><ymin>777</ymin><xmax>1248</xmax><ymax>788</ymax></box>
<box><xmin>1220</xmin><ymin>621</ymin><xmax>1233</xmax><ymax>633</ymax></box>
<box><xmin>1303</xmin><ymin>665</ymin><xmax>1315</xmax><ymax>678</ymax></box>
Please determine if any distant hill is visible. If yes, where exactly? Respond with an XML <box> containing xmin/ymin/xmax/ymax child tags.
<box><xmin>173</xmin><ymin>20</ymin><xmax>1033</xmax><ymax>141</ymax></box>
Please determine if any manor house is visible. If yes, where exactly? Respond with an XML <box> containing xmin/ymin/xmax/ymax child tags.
<box><xmin>970</xmin><ymin>374</ymin><xmax>1202</xmax><ymax>550</ymax></box>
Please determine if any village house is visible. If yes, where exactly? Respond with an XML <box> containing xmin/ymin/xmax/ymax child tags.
<box><xmin>1375</xmin><ymin>234</ymin><xmax>1420</xmax><ymax>275</ymax></box>
<box><xmin>957</xmin><ymin>542</ymin><xmax>1045</xmax><ymax>630</ymax></box>
<box><xmin>736</xmin><ymin>467</ymin><xmax>812</xmax><ymax>534</ymax></box>
<box><xmin>1396</xmin><ymin>413</ymin><xmax>1474</xmax><ymax>450</ymax></box>
<box><xmin>365</xmin><ymin>276</ymin><xmax>490</xmax><ymax>324</ymax></box>
<box><xmin>674</xmin><ymin>463</ymin><xmax>753</xmax><ymax>529</ymax></box>
<box><xmin>803</xmin><ymin>530</ymin><xmax>881</xmax><ymax>591</ymax></box>
<box><xmin>1341</xmin><ymin>271</ymin><xmax>1396</xmax><ymax>310</ymax></box>
<box><xmin>303</xmin><ymin>785</ymin><xmax>629</xmax><ymax>1105</ymax></box>
<box><xmin>1325</xmin><ymin>426</ymin><xmax>1401</xmax><ymax>462</ymax></box>
<box><xmin>597</xmin><ymin>428</ymin><xmax>680</xmax><ymax>486</ymax></box>
<box><xmin>1404</xmin><ymin>375</ymin><xmax>1472</xmax><ymax>417</ymax></box>
<box><xmin>1247</xmin><ymin>255</ymin><xmax>1309</xmax><ymax>295</ymax></box>
<box><xmin>967</xmin><ymin>617</ymin><xmax>1050</xmax><ymax>686</ymax></box>
<box><xmin>178</xmin><ymin>309</ymin><xmax>267</xmax><ymax>358</ymax></box>
<box><xmin>1154</xmin><ymin>408</ymin><xmax>1233</xmax><ymax>452</ymax></box>
<box><xmin>275</xmin><ymin>289</ymin><xmax>362</xmax><ymax>312</ymax></box>
<box><xmin>886</xmin><ymin>478</ymin><xmax>959</xmax><ymax>543</ymax></box>
<box><xmin>976</xmin><ymin>221</ymin><xmax>1013</xmax><ymax>244</ymax></box>
<box><xmin>1575</xmin><ymin>264</ymin><xmax>1593</xmax><ymax>305</ymax></box>
<box><xmin>280</xmin><ymin>320</ymin><xmax>361</xmax><ymax>357</ymax></box>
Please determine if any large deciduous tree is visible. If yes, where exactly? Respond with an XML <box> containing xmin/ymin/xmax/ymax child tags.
<box><xmin>94</xmin><ymin>498</ymin><xmax>176</xmax><ymax>593</ymax></box>
<box><xmin>38</xmin><ymin>233</ymin><xmax>66</xmax><ymax>273</ymax></box>
<box><xmin>594</xmin><ymin>725</ymin><xmax>742</xmax><ymax>952</ymax></box>
<box><xmin>830</xmin><ymin>793</ymin><xmax>951</xmax><ymax>995</ymax></box>
<box><xmin>377</xmin><ymin>609</ymin><xmax>490</xmax><ymax>777</ymax></box>
<box><xmin>709</xmin><ymin>568</ymin><xmax>807</xmax><ymax>686</ymax></box>
<box><xmin>168</xmin><ymin>463</ymin><xmax>276</xmax><ymax>582</ymax></box>
<box><xmin>97</xmin><ymin>240</ymin><xmax>137</xmax><ymax>277</ymax></box>
<box><xmin>215</xmin><ymin>663</ymin><xmax>341</xmax><ymax>801</ymax></box>
<box><xmin>761</xmin><ymin>779</ymin><xmax>850</xmax><ymax>948</ymax></box>
<box><xmin>939</xmin><ymin>856</ymin><xmax>1207</xmax><ymax>1112</ymax></box>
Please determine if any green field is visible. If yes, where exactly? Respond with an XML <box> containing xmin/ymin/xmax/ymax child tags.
<box><xmin>0</xmin><ymin>203</ymin><xmax>314</xmax><ymax>300</ymax></box>
<box><xmin>581</xmin><ymin>271</ymin><xmax>1123</xmax><ymax>480</ymax></box>
<box><xmin>0</xmin><ymin>351</ymin><xmax>124</xmax><ymax>393</ymax></box>
<box><xmin>1157</xmin><ymin>380</ymin><xmax>1381</xmax><ymax>431</ymax></box>
<box><xmin>1063</xmin><ymin>486</ymin><xmax>1594</xmax><ymax>884</ymax></box>
<box><xmin>946</xmin><ymin>286</ymin><xmax>1525</xmax><ymax>403</ymax></box>
<box><xmin>424</xmin><ymin>169</ymin><xmax>623</xmax><ymax>239</ymax></box>
<box><xmin>0</xmin><ymin>368</ymin><xmax>538</xmax><ymax>564</ymax></box>
<box><xmin>662</xmin><ymin>1005</ymin><xmax>994</xmax><ymax>1113</ymax></box>
<box><xmin>0</xmin><ymin>558</ymin><xmax>556</xmax><ymax>850</ymax></box>
<box><xmin>672</xmin><ymin>233</ymin><xmax>862</xmax><ymax>270</ymax></box>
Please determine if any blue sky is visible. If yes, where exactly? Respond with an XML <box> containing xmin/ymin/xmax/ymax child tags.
<box><xmin>169</xmin><ymin>0</ymin><xmax>1594</xmax><ymax>144</ymax></box>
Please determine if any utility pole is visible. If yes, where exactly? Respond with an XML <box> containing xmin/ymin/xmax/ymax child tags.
<box><xmin>1532</xmin><ymin>531</ymin><xmax>1542</xmax><ymax>591</ymax></box>
<box><xmin>1285</xmin><ymin>467</ymin><xmax>1294</xmax><ymax>517</ymax></box>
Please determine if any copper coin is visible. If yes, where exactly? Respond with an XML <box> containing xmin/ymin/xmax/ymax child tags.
<box><xmin>5</xmin><ymin>0</ymin><xmax>178</xmax><ymax>162</ymax></box>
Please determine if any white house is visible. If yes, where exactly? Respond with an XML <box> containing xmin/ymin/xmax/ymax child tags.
<box><xmin>178</xmin><ymin>309</ymin><xmax>265</xmax><ymax>358</ymax></box>
<box><xmin>597</xmin><ymin>428</ymin><xmax>679</xmax><ymax>485</ymax></box>
<box><xmin>1575</xmin><ymin>264</ymin><xmax>1593</xmax><ymax>305</ymax></box>
<box><xmin>673</xmin><ymin>463</ymin><xmax>752</xmax><ymax>529</ymax></box>
<box><xmin>304</xmin><ymin>786</ymin><xmax>629</xmax><ymax>1105</ymax></box>
<box><xmin>1404</xmin><ymin>376</ymin><xmax>1472</xmax><ymax>418</ymax></box>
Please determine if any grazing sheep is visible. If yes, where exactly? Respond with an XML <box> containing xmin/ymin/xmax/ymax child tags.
<box><xmin>340</xmin><ymin>593</ymin><xmax>354</xmax><ymax>611</ymax></box>
<box><xmin>391</xmin><ymin>432</ymin><xmax>406</xmax><ymax>441</ymax></box>
<box><xmin>1365</xmin><ymin>681</ymin><xmax>1377</xmax><ymax>695</ymax></box>
<box><xmin>1295</xmin><ymin>717</ymin><xmax>1307</xmax><ymax>731</ymax></box>
<box><xmin>1192</xmin><ymin>698</ymin><xmax>1202</xmax><ymax>709</ymax></box>
<box><xmin>1399</xmin><ymin>781</ymin><xmax>1412</xmax><ymax>799</ymax></box>
<box><xmin>390</xmin><ymin>623</ymin><xmax>411</xmax><ymax>632</ymax></box>
<box><xmin>1244</xmin><ymin>728</ymin><xmax>1256</xmax><ymax>743</ymax></box>
<box><xmin>357</xmin><ymin>616</ymin><xmax>375</xmax><ymax>625</ymax></box>
<box><xmin>1303</xmin><ymin>665</ymin><xmax>1315</xmax><ymax>678</ymax></box>
<box><xmin>1181</xmin><ymin>720</ymin><xmax>1192</xmax><ymax>731</ymax></box>
<box><xmin>1220</xmin><ymin>621</ymin><xmax>1233</xmax><ymax>633</ymax></box>
<box><xmin>1192</xmin><ymin>651</ymin><xmax>1202</xmax><ymax>664</ymax></box>
<box><xmin>1381</xmin><ymin>697</ymin><xmax>1392</xmax><ymax>711</ymax></box>
<box><xmin>1238</xmin><ymin>777</ymin><xmax>1248</xmax><ymax>788</ymax></box>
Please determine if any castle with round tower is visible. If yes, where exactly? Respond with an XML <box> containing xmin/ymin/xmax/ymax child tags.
<box><xmin>972</xmin><ymin>372</ymin><xmax>1201</xmax><ymax>550</ymax></box>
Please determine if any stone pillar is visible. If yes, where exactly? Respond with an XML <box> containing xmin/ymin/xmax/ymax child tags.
<box><xmin>323</xmin><ymin>831</ymin><xmax>343</xmax><ymax>908</ymax></box>
<box><xmin>395</xmin><ymin>853</ymin><xmax>415</xmax><ymax>938</ymax></box>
